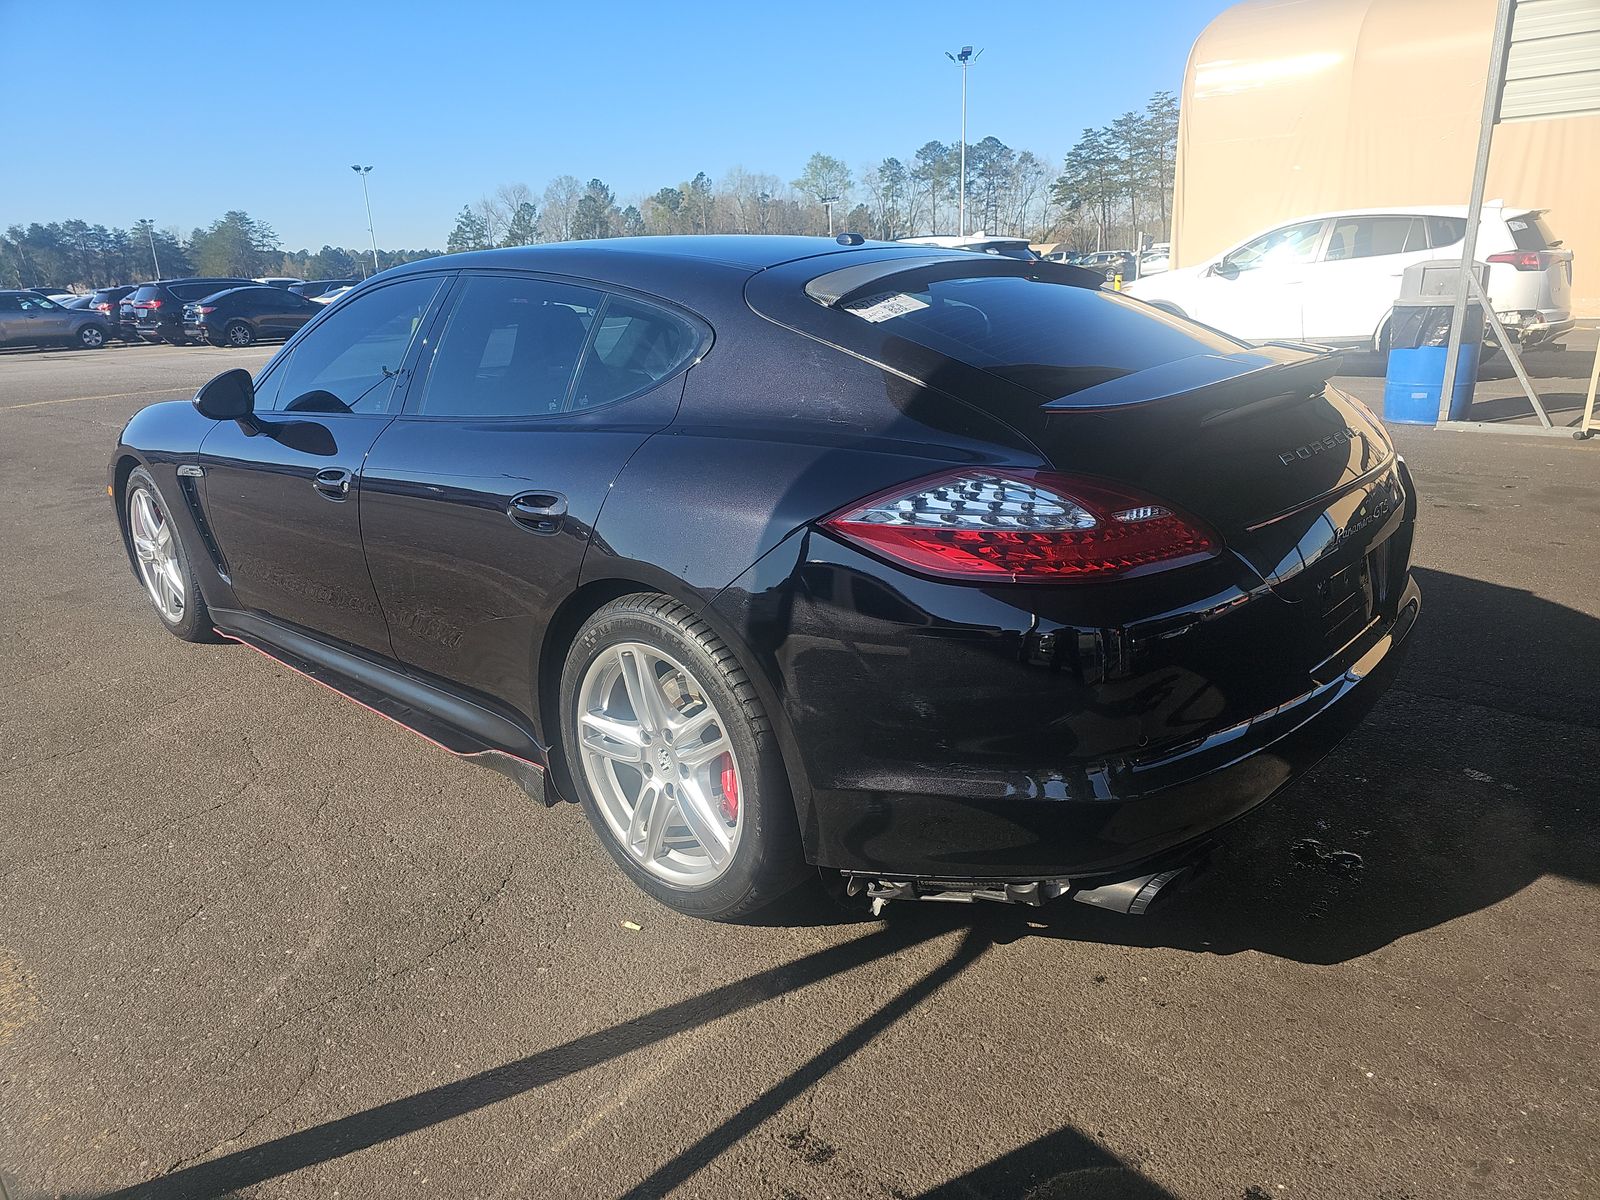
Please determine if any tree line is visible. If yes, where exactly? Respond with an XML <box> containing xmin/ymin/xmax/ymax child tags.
<box><xmin>0</xmin><ymin>212</ymin><xmax>439</xmax><ymax>291</ymax></box>
<box><xmin>1</xmin><ymin>91</ymin><xmax>1177</xmax><ymax>289</ymax></box>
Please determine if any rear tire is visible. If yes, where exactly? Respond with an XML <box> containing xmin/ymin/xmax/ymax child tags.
<box><xmin>76</xmin><ymin>324</ymin><xmax>106</xmax><ymax>349</ymax></box>
<box><xmin>224</xmin><ymin>321</ymin><xmax>255</xmax><ymax>348</ymax></box>
<box><xmin>559</xmin><ymin>594</ymin><xmax>804</xmax><ymax>920</ymax></box>
<box><xmin>123</xmin><ymin>467</ymin><xmax>218</xmax><ymax>643</ymax></box>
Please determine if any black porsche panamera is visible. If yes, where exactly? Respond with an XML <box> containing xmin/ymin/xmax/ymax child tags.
<box><xmin>109</xmin><ymin>235</ymin><xmax>1419</xmax><ymax>920</ymax></box>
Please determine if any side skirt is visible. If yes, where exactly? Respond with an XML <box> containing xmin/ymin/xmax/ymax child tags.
<box><xmin>211</xmin><ymin>610</ymin><xmax>559</xmax><ymax>807</ymax></box>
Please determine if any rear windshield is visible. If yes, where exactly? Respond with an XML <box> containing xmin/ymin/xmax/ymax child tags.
<box><xmin>831</xmin><ymin>272</ymin><xmax>1244</xmax><ymax>404</ymax></box>
<box><xmin>1507</xmin><ymin>212</ymin><xmax>1559</xmax><ymax>250</ymax></box>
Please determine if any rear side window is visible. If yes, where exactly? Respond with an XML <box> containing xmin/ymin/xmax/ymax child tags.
<box><xmin>272</xmin><ymin>276</ymin><xmax>442</xmax><ymax>414</ymax></box>
<box><xmin>570</xmin><ymin>295</ymin><xmax>701</xmax><ymax>410</ymax></box>
<box><xmin>415</xmin><ymin>275</ymin><xmax>601</xmax><ymax>418</ymax></box>
<box><xmin>1507</xmin><ymin>212</ymin><xmax>1559</xmax><ymax>250</ymax></box>
<box><xmin>1324</xmin><ymin>216</ymin><xmax>1425</xmax><ymax>261</ymax></box>
<box><xmin>830</xmin><ymin>271</ymin><xmax>1243</xmax><ymax>404</ymax></box>
<box><xmin>1425</xmin><ymin>217</ymin><xmax>1467</xmax><ymax>247</ymax></box>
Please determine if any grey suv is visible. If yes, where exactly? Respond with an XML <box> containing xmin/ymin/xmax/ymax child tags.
<box><xmin>0</xmin><ymin>290</ymin><xmax>111</xmax><ymax>350</ymax></box>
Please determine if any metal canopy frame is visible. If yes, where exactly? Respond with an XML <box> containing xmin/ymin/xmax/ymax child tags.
<box><xmin>1438</xmin><ymin>0</ymin><xmax>1598</xmax><ymax>442</ymax></box>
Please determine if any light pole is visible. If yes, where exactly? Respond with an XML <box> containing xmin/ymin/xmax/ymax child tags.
<box><xmin>351</xmin><ymin>165</ymin><xmax>380</xmax><ymax>275</ymax></box>
<box><xmin>142</xmin><ymin>218</ymin><xmax>161</xmax><ymax>279</ymax></box>
<box><xmin>820</xmin><ymin>194</ymin><xmax>840</xmax><ymax>237</ymax></box>
<box><xmin>944</xmin><ymin>45</ymin><xmax>981</xmax><ymax>235</ymax></box>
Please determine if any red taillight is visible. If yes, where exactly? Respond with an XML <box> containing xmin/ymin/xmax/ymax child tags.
<box><xmin>94</xmin><ymin>302</ymin><xmax>111</xmax><ymax>312</ymax></box>
<box><xmin>821</xmin><ymin>470</ymin><xmax>1218</xmax><ymax>583</ymax></box>
<box><xmin>1487</xmin><ymin>251</ymin><xmax>1546</xmax><ymax>271</ymax></box>
<box><xmin>195</xmin><ymin>306</ymin><xmax>216</xmax><ymax>315</ymax></box>
<box><xmin>132</xmin><ymin>299</ymin><xmax>162</xmax><ymax>310</ymax></box>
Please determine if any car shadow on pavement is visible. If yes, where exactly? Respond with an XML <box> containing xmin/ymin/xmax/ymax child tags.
<box><xmin>98</xmin><ymin>913</ymin><xmax>1169</xmax><ymax>1200</ymax></box>
<box><xmin>969</xmin><ymin>567</ymin><xmax>1600</xmax><ymax>965</ymax></box>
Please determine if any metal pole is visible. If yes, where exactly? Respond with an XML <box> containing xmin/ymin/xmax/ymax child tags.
<box><xmin>958</xmin><ymin>58</ymin><xmax>967</xmax><ymax>236</ymax></box>
<box><xmin>1438</xmin><ymin>0</ymin><xmax>1516</xmax><ymax>422</ymax></box>
<box><xmin>353</xmin><ymin>165</ymin><xmax>379</xmax><ymax>275</ymax></box>
<box><xmin>144</xmin><ymin>219</ymin><xmax>161</xmax><ymax>279</ymax></box>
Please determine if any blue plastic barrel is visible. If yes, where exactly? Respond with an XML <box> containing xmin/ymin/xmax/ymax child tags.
<box><xmin>1383</xmin><ymin>344</ymin><xmax>1479</xmax><ymax>424</ymax></box>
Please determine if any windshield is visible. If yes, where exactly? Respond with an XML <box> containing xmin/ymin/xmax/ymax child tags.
<box><xmin>833</xmin><ymin>272</ymin><xmax>1244</xmax><ymax>404</ymax></box>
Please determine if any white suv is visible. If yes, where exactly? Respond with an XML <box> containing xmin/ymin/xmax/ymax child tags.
<box><xmin>1126</xmin><ymin>204</ymin><xmax>1574</xmax><ymax>350</ymax></box>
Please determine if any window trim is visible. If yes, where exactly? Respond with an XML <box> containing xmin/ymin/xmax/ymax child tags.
<box><xmin>254</xmin><ymin>272</ymin><xmax>454</xmax><ymax>416</ymax></box>
<box><xmin>395</xmin><ymin>268</ymin><xmax>713</xmax><ymax>424</ymax></box>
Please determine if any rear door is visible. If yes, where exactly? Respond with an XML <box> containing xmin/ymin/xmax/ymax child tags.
<box><xmin>359</xmin><ymin>270</ymin><xmax>705</xmax><ymax>714</ymax></box>
<box><xmin>196</xmin><ymin>274</ymin><xmax>448</xmax><ymax>655</ymax></box>
<box><xmin>1301</xmin><ymin>214</ymin><xmax>1432</xmax><ymax>344</ymax></box>
<box><xmin>1194</xmin><ymin>219</ymin><xmax>1325</xmax><ymax>341</ymax></box>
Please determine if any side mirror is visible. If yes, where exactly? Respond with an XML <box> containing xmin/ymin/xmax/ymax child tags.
<box><xmin>194</xmin><ymin>368</ymin><xmax>258</xmax><ymax>432</ymax></box>
<box><xmin>1210</xmin><ymin>260</ymin><xmax>1240</xmax><ymax>280</ymax></box>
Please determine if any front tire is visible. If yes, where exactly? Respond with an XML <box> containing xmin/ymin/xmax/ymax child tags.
<box><xmin>77</xmin><ymin>324</ymin><xmax>106</xmax><ymax>349</ymax></box>
<box><xmin>559</xmin><ymin>594</ymin><xmax>803</xmax><ymax>920</ymax></box>
<box><xmin>123</xmin><ymin>467</ymin><xmax>216</xmax><ymax>642</ymax></box>
<box><xmin>224</xmin><ymin>321</ymin><xmax>255</xmax><ymax>348</ymax></box>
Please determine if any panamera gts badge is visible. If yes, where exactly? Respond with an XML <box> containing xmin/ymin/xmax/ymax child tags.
<box><xmin>1278</xmin><ymin>426</ymin><xmax>1359</xmax><ymax>465</ymax></box>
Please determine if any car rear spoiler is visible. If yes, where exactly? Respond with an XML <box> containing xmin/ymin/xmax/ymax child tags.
<box><xmin>1041</xmin><ymin>342</ymin><xmax>1343</xmax><ymax>413</ymax></box>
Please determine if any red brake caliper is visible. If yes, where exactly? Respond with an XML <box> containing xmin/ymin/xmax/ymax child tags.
<box><xmin>717</xmin><ymin>752</ymin><xmax>738</xmax><ymax>822</ymax></box>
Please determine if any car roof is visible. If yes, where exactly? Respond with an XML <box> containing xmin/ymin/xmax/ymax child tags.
<box><xmin>394</xmin><ymin>236</ymin><xmax>906</xmax><ymax>280</ymax></box>
<box><xmin>1256</xmin><ymin>202</ymin><xmax>1540</xmax><ymax>223</ymax></box>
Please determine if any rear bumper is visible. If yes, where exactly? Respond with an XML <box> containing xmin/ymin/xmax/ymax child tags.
<box><xmin>1497</xmin><ymin>309</ymin><xmax>1574</xmax><ymax>343</ymax></box>
<box><xmin>809</xmin><ymin>577</ymin><xmax>1418</xmax><ymax>884</ymax></box>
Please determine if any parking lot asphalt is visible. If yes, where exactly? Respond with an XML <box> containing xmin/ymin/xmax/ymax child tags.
<box><xmin>1</xmin><ymin>340</ymin><xmax>1596</xmax><ymax>1200</ymax></box>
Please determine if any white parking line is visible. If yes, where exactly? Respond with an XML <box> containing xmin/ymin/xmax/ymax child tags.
<box><xmin>0</xmin><ymin>387</ymin><xmax>192</xmax><ymax>412</ymax></box>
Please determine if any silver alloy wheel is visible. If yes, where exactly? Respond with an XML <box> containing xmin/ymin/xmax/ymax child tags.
<box><xmin>227</xmin><ymin>323</ymin><xmax>253</xmax><ymax>347</ymax></box>
<box><xmin>80</xmin><ymin>325</ymin><xmax>104</xmax><ymax>347</ymax></box>
<box><xmin>576</xmin><ymin>642</ymin><xmax>745</xmax><ymax>888</ymax></box>
<box><xmin>128</xmin><ymin>486</ymin><xmax>184</xmax><ymax>622</ymax></box>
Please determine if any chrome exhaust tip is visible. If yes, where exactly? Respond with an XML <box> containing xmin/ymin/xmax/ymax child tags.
<box><xmin>1070</xmin><ymin>866</ymin><xmax>1190</xmax><ymax>916</ymax></box>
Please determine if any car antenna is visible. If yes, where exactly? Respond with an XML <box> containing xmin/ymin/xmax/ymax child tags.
<box><xmin>836</xmin><ymin>232</ymin><xmax>865</xmax><ymax>246</ymax></box>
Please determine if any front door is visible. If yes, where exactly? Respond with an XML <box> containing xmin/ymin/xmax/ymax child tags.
<box><xmin>196</xmin><ymin>274</ymin><xmax>448</xmax><ymax>655</ymax></box>
<box><xmin>1194</xmin><ymin>219</ymin><xmax>1327</xmax><ymax>342</ymax></box>
<box><xmin>359</xmin><ymin>271</ymin><xmax>705</xmax><ymax>717</ymax></box>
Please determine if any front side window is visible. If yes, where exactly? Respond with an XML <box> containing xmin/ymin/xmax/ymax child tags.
<box><xmin>1225</xmin><ymin>220</ymin><xmax>1325</xmax><ymax>272</ymax></box>
<box><xmin>1323</xmin><ymin>216</ymin><xmax>1424</xmax><ymax>261</ymax></box>
<box><xmin>273</xmin><ymin>276</ymin><xmax>442</xmax><ymax>414</ymax></box>
<box><xmin>415</xmin><ymin>275</ymin><xmax>600</xmax><ymax>418</ymax></box>
<box><xmin>570</xmin><ymin>295</ymin><xmax>701</xmax><ymax>410</ymax></box>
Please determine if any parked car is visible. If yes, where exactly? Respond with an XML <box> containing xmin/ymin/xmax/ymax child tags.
<box><xmin>1139</xmin><ymin>242</ymin><xmax>1172</xmax><ymax>275</ymax></box>
<box><xmin>289</xmin><ymin>278</ymin><xmax>360</xmax><ymax>301</ymax></box>
<box><xmin>182</xmin><ymin>285</ymin><xmax>321</xmax><ymax>347</ymax></box>
<box><xmin>897</xmin><ymin>234</ymin><xmax>1039</xmax><ymax>260</ymax></box>
<box><xmin>309</xmin><ymin>284</ymin><xmax>355</xmax><ymax>306</ymax></box>
<box><xmin>1041</xmin><ymin>248</ymin><xmax>1081</xmax><ymax>263</ymax></box>
<box><xmin>1126</xmin><ymin>204</ymin><xmax>1574</xmax><ymax>350</ymax></box>
<box><xmin>26</xmin><ymin>288</ymin><xmax>79</xmax><ymax>304</ymax></box>
<box><xmin>252</xmin><ymin>277</ymin><xmax>305</xmax><ymax>289</ymax></box>
<box><xmin>1076</xmin><ymin>250</ymin><xmax>1138</xmax><ymax>281</ymax></box>
<box><xmin>0</xmin><ymin>290</ymin><xmax>110</xmax><ymax>349</ymax></box>
<box><xmin>90</xmin><ymin>285</ymin><xmax>139</xmax><ymax>340</ymax></box>
<box><xmin>126</xmin><ymin>278</ymin><xmax>254</xmax><ymax>344</ymax></box>
<box><xmin>110</xmin><ymin>236</ymin><xmax>1419</xmax><ymax>921</ymax></box>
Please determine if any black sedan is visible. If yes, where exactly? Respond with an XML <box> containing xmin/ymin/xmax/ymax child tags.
<box><xmin>181</xmin><ymin>285</ymin><xmax>320</xmax><ymax>347</ymax></box>
<box><xmin>108</xmin><ymin>236</ymin><xmax>1419</xmax><ymax>921</ymax></box>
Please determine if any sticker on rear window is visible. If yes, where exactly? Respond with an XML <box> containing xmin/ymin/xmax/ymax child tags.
<box><xmin>843</xmin><ymin>292</ymin><xmax>929</xmax><ymax>322</ymax></box>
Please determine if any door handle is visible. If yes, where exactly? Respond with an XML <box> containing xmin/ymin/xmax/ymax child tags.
<box><xmin>507</xmin><ymin>491</ymin><xmax>567</xmax><ymax>534</ymax></box>
<box><xmin>312</xmin><ymin>467</ymin><xmax>353</xmax><ymax>500</ymax></box>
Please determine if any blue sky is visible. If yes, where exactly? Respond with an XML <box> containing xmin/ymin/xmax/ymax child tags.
<box><xmin>2</xmin><ymin>0</ymin><xmax>1231</xmax><ymax>248</ymax></box>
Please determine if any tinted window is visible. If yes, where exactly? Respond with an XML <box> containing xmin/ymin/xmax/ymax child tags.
<box><xmin>415</xmin><ymin>275</ymin><xmax>600</xmax><ymax>418</ymax></box>
<box><xmin>17</xmin><ymin>294</ymin><xmax>60</xmax><ymax>311</ymax></box>
<box><xmin>832</xmin><ymin>271</ymin><xmax>1243</xmax><ymax>403</ymax></box>
<box><xmin>0</xmin><ymin>296</ymin><xmax>19</xmax><ymax>312</ymax></box>
<box><xmin>1507</xmin><ymin>212</ymin><xmax>1558</xmax><ymax>251</ymax></box>
<box><xmin>1323</xmin><ymin>216</ymin><xmax>1423</xmax><ymax>261</ymax></box>
<box><xmin>1225</xmin><ymin>220</ymin><xmax>1324</xmax><ymax>272</ymax></box>
<box><xmin>570</xmin><ymin>295</ymin><xmax>701</xmax><ymax>410</ymax></box>
<box><xmin>273</xmin><ymin>276</ymin><xmax>442</xmax><ymax>414</ymax></box>
<box><xmin>1425</xmin><ymin>216</ymin><xmax>1468</xmax><ymax>247</ymax></box>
